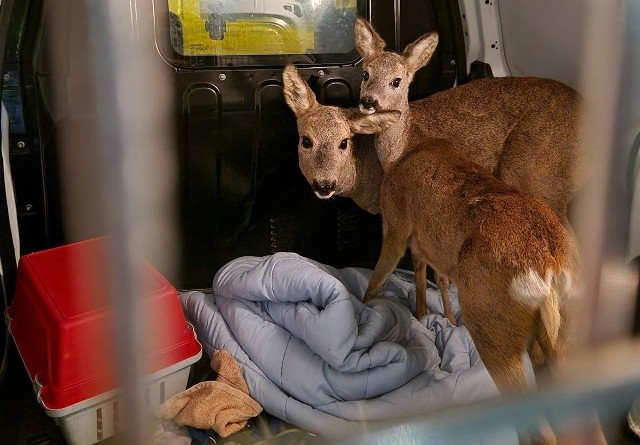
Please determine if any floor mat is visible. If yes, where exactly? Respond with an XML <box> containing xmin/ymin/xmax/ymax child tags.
<box><xmin>0</xmin><ymin>344</ymin><xmax>66</xmax><ymax>445</ymax></box>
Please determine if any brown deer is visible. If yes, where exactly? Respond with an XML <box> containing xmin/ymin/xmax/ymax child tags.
<box><xmin>283</xmin><ymin>64</ymin><xmax>457</xmax><ymax>323</ymax></box>
<box><xmin>283</xmin><ymin>64</ymin><xmax>455</xmax><ymax>320</ymax></box>
<box><xmin>360</xmin><ymin>122</ymin><xmax>578</xmax><ymax>445</ymax></box>
<box><xmin>354</xmin><ymin>17</ymin><xmax>582</xmax><ymax>327</ymax></box>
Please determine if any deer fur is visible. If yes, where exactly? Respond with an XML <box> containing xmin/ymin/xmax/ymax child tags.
<box><xmin>355</xmin><ymin>17</ymin><xmax>582</xmax><ymax>327</ymax></box>
<box><xmin>361</xmin><ymin>128</ymin><xmax>579</xmax><ymax>445</ymax></box>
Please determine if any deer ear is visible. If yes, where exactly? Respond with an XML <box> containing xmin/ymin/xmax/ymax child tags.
<box><xmin>403</xmin><ymin>31</ymin><xmax>439</xmax><ymax>77</ymax></box>
<box><xmin>354</xmin><ymin>17</ymin><xmax>386</xmax><ymax>60</ymax></box>
<box><xmin>349</xmin><ymin>110</ymin><xmax>401</xmax><ymax>134</ymax></box>
<box><xmin>282</xmin><ymin>65</ymin><xmax>318</xmax><ymax>116</ymax></box>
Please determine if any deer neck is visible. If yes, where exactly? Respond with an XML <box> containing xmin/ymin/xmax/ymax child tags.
<box><xmin>348</xmin><ymin>133</ymin><xmax>383</xmax><ymax>214</ymax></box>
<box><xmin>375</xmin><ymin>102</ymin><xmax>412</xmax><ymax>172</ymax></box>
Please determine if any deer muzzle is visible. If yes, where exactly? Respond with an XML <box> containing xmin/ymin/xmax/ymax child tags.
<box><xmin>312</xmin><ymin>179</ymin><xmax>337</xmax><ymax>198</ymax></box>
<box><xmin>358</xmin><ymin>96</ymin><xmax>378</xmax><ymax>114</ymax></box>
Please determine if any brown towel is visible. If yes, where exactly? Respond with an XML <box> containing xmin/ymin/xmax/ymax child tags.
<box><xmin>157</xmin><ymin>349</ymin><xmax>262</xmax><ymax>437</ymax></box>
<box><xmin>210</xmin><ymin>348</ymin><xmax>249</xmax><ymax>393</ymax></box>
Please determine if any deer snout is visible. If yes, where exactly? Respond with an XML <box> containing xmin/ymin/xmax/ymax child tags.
<box><xmin>359</xmin><ymin>96</ymin><xmax>378</xmax><ymax>115</ymax></box>
<box><xmin>312</xmin><ymin>179</ymin><xmax>337</xmax><ymax>198</ymax></box>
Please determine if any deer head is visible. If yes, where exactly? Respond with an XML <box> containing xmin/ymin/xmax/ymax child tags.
<box><xmin>282</xmin><ymin>64</ymin><xmax>400</xmax><ymax>200</ymax></box>
<box><xmin>354</xmin><ymin>17</ymin><xmax>438</xmax><ymax>114</ymax></box>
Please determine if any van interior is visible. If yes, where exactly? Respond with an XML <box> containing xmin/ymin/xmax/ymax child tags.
<box><xmin>0</xmin><ymin>0</ymin><xmax>639</xmax><ymax>444</ymax></box>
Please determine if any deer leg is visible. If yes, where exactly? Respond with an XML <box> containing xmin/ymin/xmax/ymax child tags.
<box><xmin>363</xmin><ymin>229</ymin><xmax>407</xmax><ymax>303</ymax></box>
<box><xmin>412</xmin><ymin>254</ymin><xmax>428</xmax><ymax>318</ymax></box>
<box><xmin>532</xmin><ymin>304</ymin><xmax>607</xmax><ymax>445</ymax></box>
<box><xmin>463</xmin><ymin>311</ymin><xmax>533</xmax><ymax>394</ymax></box>
<box><xmin>435</xmin><ymin>272</ymin><xmax>456</xmax><ymax>325</ymax></box>
<box><xmin>456</xmin><ymin>266</ymin><xmax>555</xmax><ymax>445</ymax></box>
<box><xmin>465</xmin><ymin>313</ymin><xmax>555</xmax><ymax>445</ymax></box>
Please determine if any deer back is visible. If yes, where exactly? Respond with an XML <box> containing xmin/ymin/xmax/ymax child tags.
<box><xmin>380</xmin><ymin>139</ymin><xmax>577</xmax><ymax>283</ymax></box>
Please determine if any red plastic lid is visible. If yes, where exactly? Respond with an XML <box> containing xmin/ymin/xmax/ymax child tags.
<box><xmin>8</xmin><ymin>237</ymin><xmax>202</xmax><ymax>410</ymax></box>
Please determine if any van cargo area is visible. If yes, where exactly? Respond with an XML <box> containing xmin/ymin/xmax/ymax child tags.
<box><xmin>0</xmin><ymin>0</ymin><xmax>639</xmax><ymax>444</ymax></box>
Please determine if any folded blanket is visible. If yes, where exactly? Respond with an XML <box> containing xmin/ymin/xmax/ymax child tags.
<box><xmin>180</xmin><ymin>252</ymin><xmax>518</xmax><ymax>443</ymax></box>
<box><xmin>212</xmin><ymin>253</ymin><xmax>437</xmax><ymax>402</ymax></box>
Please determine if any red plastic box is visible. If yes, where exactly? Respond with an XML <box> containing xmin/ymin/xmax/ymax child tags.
<box><xmin>5</xmin><ymin>238</ymin><xmax>202</xmax><ymax>445</ymax></box>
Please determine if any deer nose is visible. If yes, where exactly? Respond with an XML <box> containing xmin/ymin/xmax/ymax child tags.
<box><xmin>312</xmin><ymin>179</ymin><xmax>336</xmax><ymax>197</ymax></box>
<box><xmin>359</xmin><ymin>96</ymin><xmax>377</xmax><ymax>111</ymax></box>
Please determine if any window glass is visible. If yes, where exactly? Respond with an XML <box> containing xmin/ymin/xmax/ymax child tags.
<box><xmin>166</xmin><ymin>0</ymin><xmax>363</xmax><ymax>66</ymax></box>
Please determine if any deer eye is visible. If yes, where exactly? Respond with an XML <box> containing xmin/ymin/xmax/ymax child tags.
<box><xmin>363</xmin><ymin>71</ymin><xmax>369</xmax><ymax>81</ymax></box>
<box><xmin>301</xmin><ymin>136</ymin><xmax>313</xmax><ymax>148</ymax></box>
<box><xmin>391</xmin><ymin>78</ymin><xmax>401</xmax><ymax>88</ymax></box>
<box><xmin>339</xmin><ymin>138</ymin><xmax>349</xmax><ymax>150</ymax></box>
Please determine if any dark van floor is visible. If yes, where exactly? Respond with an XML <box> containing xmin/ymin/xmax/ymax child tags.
<box><xmin>0</xmin><ymin>343</ymin><xmax>121</xmax><ymax>445</ymax></box>
<box><xmin>0</xmin><ymin>343</ymin><xmax>67</xmax><ymax>445</ymax></box>
<box><xmin>1</xmin><ymin>339</ymin><xmax>639</xmax><ymax>445</ymax></box>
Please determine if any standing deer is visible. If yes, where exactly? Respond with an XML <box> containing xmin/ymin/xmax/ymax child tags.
<box><xmin>283</xmin><ymin>64</ymin><xmax>438</xmax><ymax>320</ymax></box>
<box><xmin>363</xmin><ymin>131</ymin><xmax>579</xmax><ymax>445</ymax></box>
<box><xmin>353</xmin><ymin>19</ymin><xmax>608</xmax><ymax>444</ymax></box>
<box><xmin>282</xmin><ymin>64</ymin><xmax>458</xmax><ymax>323</ymax></box>
<box><xmin>354</xmin><ymin>17</ymin><xmax>582</xmax><ymax>327</ymax></box>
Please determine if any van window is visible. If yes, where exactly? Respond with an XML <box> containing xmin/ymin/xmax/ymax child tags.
<box><xmin>164</xmin><ymin>0</ymin><xmax>364</xmax><ymax>68</ymax></box>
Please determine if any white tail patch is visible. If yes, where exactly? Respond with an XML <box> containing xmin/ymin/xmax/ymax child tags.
<box><xmin>555</xmin><ymin>269</ymin><xmax>577</xmax><ymax>301</ymax></box>
<box><xmin>512</xmin><ymin>269</ymin><xmax>562</xmax><ymax>349</ymax></box>
<box><xmin>510</xmin><ymin>268</ymin><xmax>552</xmax><ymax>306</ymax></box>
<box><xmin>539</xmin><ymin>289</ymin><xmax>561</xmax><ymax>347</ymax></box>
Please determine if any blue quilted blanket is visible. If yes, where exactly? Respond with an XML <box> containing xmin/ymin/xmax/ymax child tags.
<box><xmin>179</xmin><ymin>252</ymin><xmax>518</xmax><ymax>442</ymax></box>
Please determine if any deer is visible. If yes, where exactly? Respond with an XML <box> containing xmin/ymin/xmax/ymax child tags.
<box><xmin>282</xmin><ymin>63</ymin><xmax>458</xmax><ymax>325</ymax></box>
<box><xmin>353</xmin><ymin>17</ymin><xmax>582</xmax><ymax>330</ymax></box>
<box><xmin>364</xmin><ymin>130</ymin><xmax>579</xmax><ymax>445</ymax></box>
<box><xmin>283</xmin><ymin>64</ymin><xmax>455</xmax><ymax>321</ymax></box>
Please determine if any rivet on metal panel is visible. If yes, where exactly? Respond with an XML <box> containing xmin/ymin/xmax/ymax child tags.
<box><xmin>17</xmin><ymin>141</ymin><xmax>25</xmax><ymax>148</ymax></box>
<box><xmin>219</xmin><ymin>73</ymin><xmax>227</xmax><ymax>81</ymax></box>
<box><xmin>318</xmin><ymin>70</ymin><xmax>325</xmax><ymax>77</ymax></box>
<box><xmin>450</xmin><ymin>59</ymin><xmax>457</xmax><ymax>66</ymax></box>
<box><xmin>25</xmin><ymin>204</ymin><xmax>33</xmax><ymax>212</ymax></box>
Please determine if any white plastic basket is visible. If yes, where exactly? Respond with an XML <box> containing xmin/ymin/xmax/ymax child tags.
<box><xmin>42</xmin><ymin>350</ymin><xmax>202</xmax><ymax>445</ymax></box>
